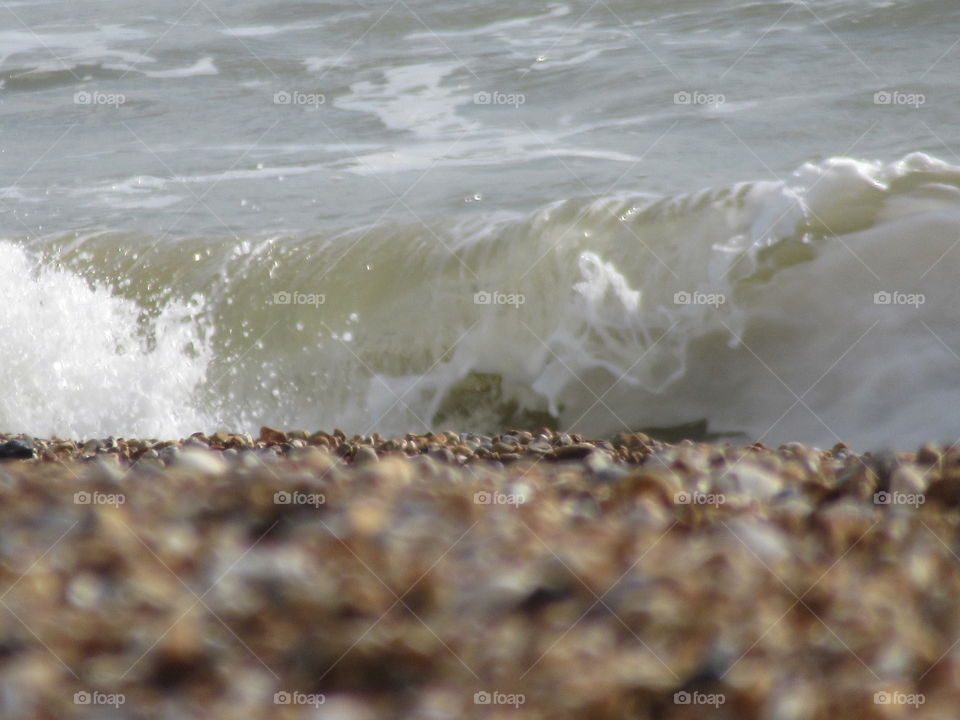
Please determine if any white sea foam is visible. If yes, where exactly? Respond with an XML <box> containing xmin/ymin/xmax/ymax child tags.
<box><xmin>143</xmin><ymin>57</ymin><xmax>218</xmax><ymax>79</ymax></box>
<box><xmin>12</xmin><ymin>153</ymin><xmax>951</xmax><ymax>449</ymax></box>
<box><xmin>0</xmin><ymin>243</ymin><xmax>211</xmax><ymax>438</ymax></box>
<box><xmin>3</xmin><ymin>0</ymin><xmax>960</xmax><ymax>449</ymax></box>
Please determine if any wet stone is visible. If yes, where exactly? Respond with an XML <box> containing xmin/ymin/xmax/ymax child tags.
<box><xmin>0</xmin><ymin>439</ymin><xmax>33</xmax><ymax>460</ymax></box>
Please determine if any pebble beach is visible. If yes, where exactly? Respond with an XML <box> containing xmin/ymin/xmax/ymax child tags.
<box><xmin>0</xmin><ymin>428</ymin><xmax>958</xmax><ymax>719</ymax></box>
<box><xmin>6</xmin><ymin>2</ymin><xmax>960</xmax><ymax>719</ymax></box>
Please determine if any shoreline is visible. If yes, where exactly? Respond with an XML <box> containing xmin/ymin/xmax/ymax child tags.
<box><xmin>0</xmin><ymin>426</ymin><xmax>922</xmax><ymax>468</ymax></box>
<box><xmin>0</xmin><ymin>428</ymin><xmax>955</xmax><ymax>718</ymax></box>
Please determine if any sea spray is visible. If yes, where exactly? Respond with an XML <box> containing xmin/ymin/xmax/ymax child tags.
<box><xmin>0</xmin><ymin>243</ymin><xmax>212</xmax><ymax>438</ymax></box>
<box><xmin>6</xmin><ymin>153</ymin><xmax>960</xmax><ymax>449</ymax></box>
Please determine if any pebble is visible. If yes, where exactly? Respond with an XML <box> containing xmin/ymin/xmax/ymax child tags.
<box><xmin>0</xmin><ymin>439</ymin><xmax>34</xmax><ymax>460</ymax></box>
<box><xmin>546</xmin><ymin>443</ymin><xmax>596</xmax><ymax>461</ymax></box>
<box><xmin>210</xmin><ymin>431</ymin><xmax>231</xmax><ymax>447</ymax></box>
<box><xmin>90</xmin><ymin>454</ymin><xmax>124</xmax><ymax>482</ymax></box>
<box><xmin>890</xmin><ymin>464</ymin><xmax>927</xmax><ymax>495</ymax></box>
<box><xmin>158</xmin><ymin>445</ymin><xmax>180</xmax><ymax>465</ymax></box>
<box><xmin>259</xmin><ymin>426</ymin><xmax>287</xmax><ymax>444</ymax></box>
<box><xmin>926</xmin><ymin>476</ymin><xmax>960</xmax><ymax>507</ymax></box>
<box><xmin>528</xmin><ymin>439</ymin><xmax>552</xmax><ymax>453</ymax></box>
<box><xmin>0</xmin><ymin>429</ymin><xmax>955</xmax><ymax>717</ymax></box>
<box><xmin>175</xmin><ymin>448</ymin><xmax>226</xmax><ymax>475</ymax></box>
<box><xmin>427</xmin><ymin>447</ymin><xmax>456</xmax><ymax>464</ymax></box>
<box><xmin>917</xmin><ymin>443</ymin><xmax>942</xmax><ymax>465</ymax></box>
<box><xmin>353</xmin><ymin>445</ymin><xmax>379</xmax><ymax>465</ymax></box>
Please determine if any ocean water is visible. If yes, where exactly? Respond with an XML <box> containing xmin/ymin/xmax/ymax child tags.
<box><xmin>2</xmin><ymin>0</ymin><xmax>960</xmax><ymax>449</ymax></box>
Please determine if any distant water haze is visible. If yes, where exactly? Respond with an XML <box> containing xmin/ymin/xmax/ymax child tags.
<box><xmin>2</xmin><ymin>0</ymin><xmax>960</xmax><ymax>450</ymax></box>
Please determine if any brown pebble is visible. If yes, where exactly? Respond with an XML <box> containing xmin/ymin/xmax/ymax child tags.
<box><xmin>926</xmin><ymin>477</ymin><xmax>960</xmax><ymax>507</ymax></box>
<box><xmin>210</xmin><ymin>431</ymin><xmax>231</xmax><ymax>447</ymax></box>
<box><xmin>311</xmin><ymin>433</ymin><xmax>333</xmax><ymax>448</ymax></box>
<box><xmin>259</xmin><ymin>426</ymin><xmax>288</xmax><ymax>444</ymax></box>
<box><xmin>917</xmin><ymin>443</ymin><xmax>942</xmax><ymax>465</ymax></box>
<box><xmin>546</xmin><ymin>443</ymin><xmax>595</xmax><ymax>461</ymax></box>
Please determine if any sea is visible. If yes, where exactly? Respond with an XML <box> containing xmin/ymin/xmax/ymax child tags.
<box><xmin>2</xmin><ymin>0</ymin><xmax>960</xmax><ymax>450</ymax></box>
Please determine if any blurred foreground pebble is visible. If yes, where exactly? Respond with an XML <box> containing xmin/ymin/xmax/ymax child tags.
<box><xmin>0</xmin><ymin>429</ymin><xmax>956</xmax><ymax>718</ymax></box>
